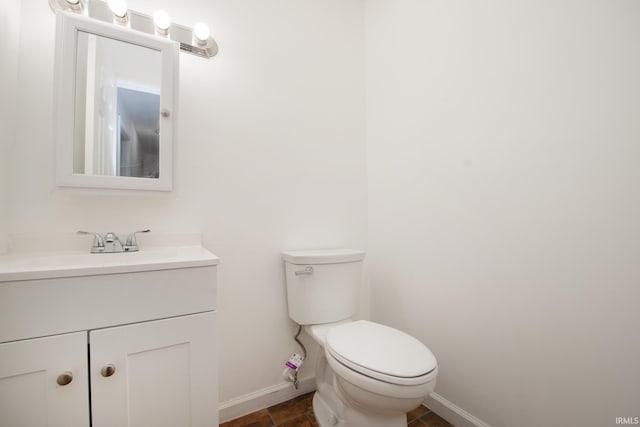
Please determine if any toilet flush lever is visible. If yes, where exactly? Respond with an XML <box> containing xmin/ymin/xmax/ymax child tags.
<box><xmin>295</xmin><ymin>266</ymin><xmax>314</xmax><ymax>276</ymax></box>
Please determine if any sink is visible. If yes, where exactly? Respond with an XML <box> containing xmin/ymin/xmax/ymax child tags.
<box><xmin>0</xmin><ymin>246</ymin><xmax>219</xmax><ymax>282</ymax></box>
<box><xmin>0</xmin><ymin>232</ymin><xmax>219</xmax><ymax>426</ymax></box>
<box><xmin>0</xmin><ymin>234</ymin><xmax>219</xmax><ymax>343</ymax></box>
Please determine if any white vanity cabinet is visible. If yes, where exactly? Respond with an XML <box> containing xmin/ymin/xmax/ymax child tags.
<box><xmin>0</xmin><ymin>247</ymin><xmax>219</xmax><ymax>427</ymax></box>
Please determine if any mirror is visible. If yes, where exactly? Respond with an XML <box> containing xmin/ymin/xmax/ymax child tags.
<box><xmin>55</xmin><ymin>12</ymin><xmax>178</xmax><ymax>191</ymax></box>
<box><xmin>74</xmin><ymin>32</ymin><xmax>162</xmax><ymax>179</ymax></box>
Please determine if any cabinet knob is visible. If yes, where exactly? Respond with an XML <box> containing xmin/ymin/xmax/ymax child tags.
<box><xmin>56</xmin><ymin>371</ymin><xmax>73</xmax><ymax>386</ymax></box>
<box><xmin>101</xmin><ymin>364</ymin><xmax>116</xmax><ymax>377</ymax></box>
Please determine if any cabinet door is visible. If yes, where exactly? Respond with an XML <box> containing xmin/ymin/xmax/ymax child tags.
<box><xmin>90</xmin><ymin>311</ymin><xmax>217</xmax><ymax>427</ymax></box>
<box><xmin>0</xmin><ymin>332</ymin><xmax>89</xmax><ymax>427</ymax></box>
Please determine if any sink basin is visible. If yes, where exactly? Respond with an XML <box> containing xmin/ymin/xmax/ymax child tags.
<box><xmin>0</xmin><ymin>246</ymin><xmax>219</xmax><ymax>282</ymax></box>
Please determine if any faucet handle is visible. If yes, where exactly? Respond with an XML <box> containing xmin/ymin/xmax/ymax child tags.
<box><xmin>77</xmin><ymin>231</ymin><xmax>105</xmax><ymax>253</ymax></box>
<box><xmin>124</xmin><ymin>229</ymin><xmax>151</xmax><ymax>251</ymax></box>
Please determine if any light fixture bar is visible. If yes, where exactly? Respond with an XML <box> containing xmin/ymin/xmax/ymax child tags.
<box><xmin>48</xmin><ymin>0</ymin><xmax>218</xmax><ymax>58</ymax></box>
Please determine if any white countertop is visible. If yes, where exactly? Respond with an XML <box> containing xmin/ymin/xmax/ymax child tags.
<box><xmin>0</xmin><ymin>233</ymin><xmax>219</xmax><ymax>282</ymax></box>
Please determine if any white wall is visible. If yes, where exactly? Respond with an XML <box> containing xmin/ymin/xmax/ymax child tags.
<box><xmin>13</xmin><ymin>2</ymin><xmax>639</xmax><ymax>425</ymax></box>
<box><xmin>0</xmin><ymin>0</ymin><xmax>22</xmax><ymax>254</ymax></box>
<box><xmin>366</xmin><ymin>1</ymin><xmax>640</xmax><ymax>427</ymax></box>
<box><xmin>8</xmin><ymin>0</ymin><xmax>366</xmax><ymax>409</ymax></box>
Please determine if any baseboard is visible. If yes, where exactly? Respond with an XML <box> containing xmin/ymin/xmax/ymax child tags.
<box><xmin>218</xmin><ymin>376</ymin><xmax>316</xmax><ymax>423</ymax></box>
<box><xmin>425</xmin><ymin>393</ymin><xmax>491</xmax><ymax>427</ymax></box>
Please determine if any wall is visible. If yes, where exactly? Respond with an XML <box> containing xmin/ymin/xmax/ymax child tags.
<box><xmin>365</xmin><ymin>1</ymin><xmax>640</xmax><ymax>426</ymax></box>
<box><xmin>8</xmin><ymin>0</ymin><xmax>366</xmax><ymax>413</ymax></box>
<box><xmin>0</xmin><ymin>0</ymin><xmax>22</xmax><ymax>254</ymax></box>
<box><xmin>13</xmin><ymin>2</ymin><xmax>639</xmax><ymax>425</ymax></box>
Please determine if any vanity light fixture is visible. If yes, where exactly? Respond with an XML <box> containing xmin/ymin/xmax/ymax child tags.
<box><xmin>153</xmin><ymin>10</ymin><xmax>171</xmax><ymax>36</ymax></box>
<box><xmin>107</xmin><ymin>0</ymin><xmax>128</xmax><ymax>23</ymax></box>
<box><xmin>48</xmin><ymin>0</ymin><xmax>218</xmax><ymax>58</ymax></box>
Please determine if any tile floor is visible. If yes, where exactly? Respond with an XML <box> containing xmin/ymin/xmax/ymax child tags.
<box><xmin>220</xmin><ymin>392</ymin><xmax>453</xmax><ymax>427</ymax></box>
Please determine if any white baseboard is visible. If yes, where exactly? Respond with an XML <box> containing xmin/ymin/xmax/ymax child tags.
<box><xmin>218</xmin><ymin>376</ymin><xmax>316</xmax><ymax>424</ymax></box>
<box><xmin>425</xmin><ymin>393</ymin><xmax>491</xmax><ymax>427</ymax></box>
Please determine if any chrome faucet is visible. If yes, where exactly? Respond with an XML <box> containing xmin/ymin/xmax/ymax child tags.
<box><xmin>77</xmin><ymin>229</ymin><xmax>150</xmax><ymax>253</ymax></box>
<box><xmin>103</xmin><ymin>232</ymin><xmax>123</xmax><ymax>253</ymax></box>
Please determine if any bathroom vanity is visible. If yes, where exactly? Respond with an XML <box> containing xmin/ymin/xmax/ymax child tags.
<box><xmin>0</xmin><ymin>242</ymin><xmax>219</xmax><ymax>427</ymax></box>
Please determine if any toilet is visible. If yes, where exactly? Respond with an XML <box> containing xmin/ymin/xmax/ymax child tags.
<box><xmin>283</xmin><ymin>249</ymin><xmax>438</xmax><ymax>427</ymax></box>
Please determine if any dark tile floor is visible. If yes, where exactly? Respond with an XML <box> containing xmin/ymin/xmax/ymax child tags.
<box><xmin>220</xmin><ymin>392</ymin><xmax>453</xmax><ymax>427</ymax></box>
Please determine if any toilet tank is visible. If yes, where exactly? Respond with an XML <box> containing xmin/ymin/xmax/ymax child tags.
<box><xmin>283</xmin><ymin>249</ymin><xmax>365</xmax><ymax>325</ymax></box>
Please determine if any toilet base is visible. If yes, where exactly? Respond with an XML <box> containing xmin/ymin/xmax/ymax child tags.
<box><xmin>312</xmin><ymin>390</ymin><xmax>408</xmax><ymax>427</ymax></box>
<box><xmin>312</xmin><ymin>392</ymin><xmax>345</xmax><ymax>427</ymax></box>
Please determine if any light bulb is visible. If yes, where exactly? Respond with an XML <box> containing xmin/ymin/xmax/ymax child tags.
<box><xmin>193</xmin><ymin>22</ymin><xmax>210</xmax><ymax>45</ymax></box>
<box><xmin>64</xmin><ymin>0</ymin><xmax>83</xmax><ymax>12</ymax></box>
<box><xmin>107</xmin><ymin>0</ymin><xmax>127</xmax><ymax>18</ymax></box>
<box><xmin>154</xmin><ymin>10</ymin><xmax>171</xmax><ymax>33</ymax></box>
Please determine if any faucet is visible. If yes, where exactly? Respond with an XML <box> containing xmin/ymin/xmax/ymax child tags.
<box><xmin>103</xmin><ymin>232</ymin><xmax>123</xmax><ymax>253</ymax></box>
<box><xmin>77</xmin><ymin>229</ymin><xmax>150</xmax><ymax>253</ymax></box>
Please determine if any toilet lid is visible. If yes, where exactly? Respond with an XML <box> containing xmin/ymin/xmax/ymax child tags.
<box><xmin>326</xmin><ymin>320</ymin><xmax>437</xmax><ymax>385</ymax></box>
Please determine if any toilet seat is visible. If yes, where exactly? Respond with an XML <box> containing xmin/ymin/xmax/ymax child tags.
<box><xmin>325</xmin><ymin>320</ymin><xmax>437</xmax><ymax>386</ymax></box>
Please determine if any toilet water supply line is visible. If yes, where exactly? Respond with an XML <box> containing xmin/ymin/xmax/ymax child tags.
<box><xmin>283</xmin><ymin>324</ymin><xmax>307</xmax><ymax>389</ymax></box>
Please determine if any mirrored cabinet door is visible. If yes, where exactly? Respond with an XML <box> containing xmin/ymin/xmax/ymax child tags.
<box><xmin>54</xmin><ymin>12</ymin><xmax>178</xmax><ymax>191</ymax></box>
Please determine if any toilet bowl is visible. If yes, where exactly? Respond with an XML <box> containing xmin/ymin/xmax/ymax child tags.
<box><xmin>283</xmin><ymin>249</ymin><xmax>438</xmax><ymax>427</ymax></box>
<box><xmin>306</xmin><ymin>320</ymin><xmax>437</xmax><ymax>427</ymax></box>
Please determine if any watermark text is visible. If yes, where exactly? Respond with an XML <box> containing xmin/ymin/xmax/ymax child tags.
<box><xmin>616</xmin><ymin>417</ymin><xmax>639</xmax><ymax>425</ymax></box>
